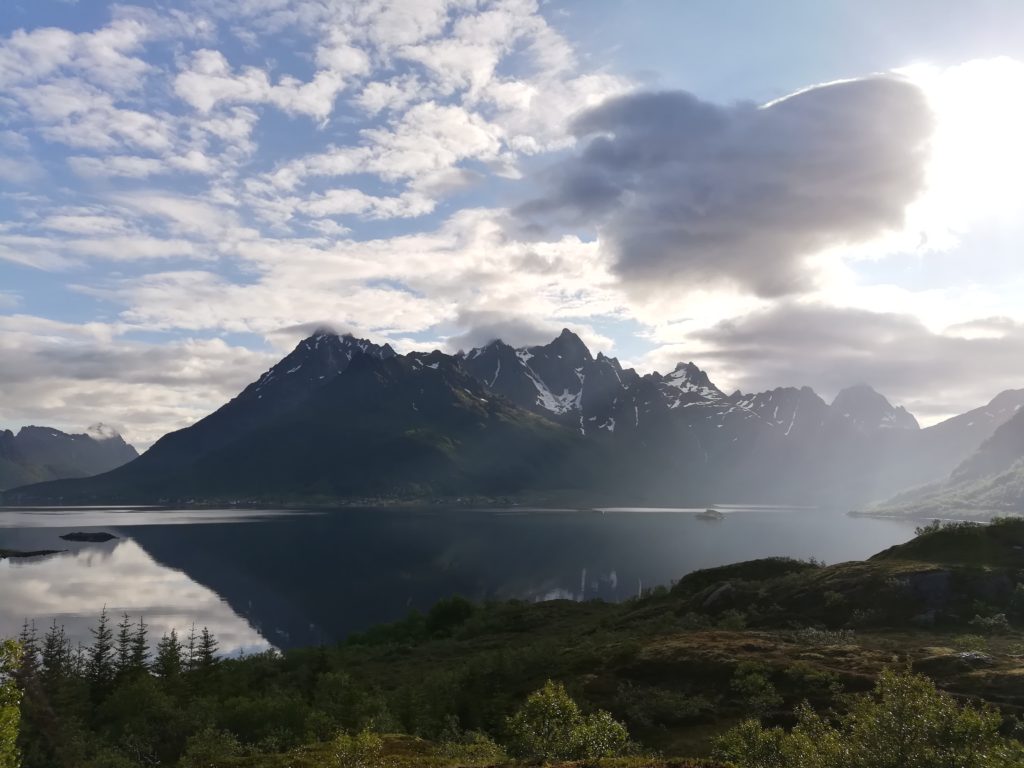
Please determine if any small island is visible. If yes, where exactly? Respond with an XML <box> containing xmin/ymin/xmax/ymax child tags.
<box><xmin>59</xmin><ymin>531</ymin><xmax>118</xmax><ymax>543</ymax></box>
<box><xmin>696</xmin><ymin>508</ymin><xmax>726</xmax><ymax>520</ymax></box>
<box><xmin>0</xmin><ymin>548</ymin><xmax>64</xmax><ymax>560</ymax></box>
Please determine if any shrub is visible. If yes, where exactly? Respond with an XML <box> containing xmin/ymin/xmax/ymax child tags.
<box><xmin>0</xmin><ymin>640</ymin><xmax>22</xmax><ymax>768</ymax></box>
<box><xmin>717</xmin><ymin>610</ymin><xmax>748</xmax><ymax>630</ymax></box>
<box><xmin>730</xmin><ymin>662</ymin><xmax>782</xmax><ymax>717</ymax></box>
<box><xmin>970</xmin><ymin>614</ymin><xmax>1011</xmax><ymax>635</ymax></box>
<box><xmin>953</xmin><ymin>634</ymin><xmax>989</xmax><ymax>651</ymax></box>
<box><xmin>679</xmin><ymin>612</ymin><xmax>713</xmax><ymax>630</ymax></box>
<box><xmin>178</xmin><ymin>727</ymin><xmax>243</xmax><ymax>768</ymax></box>
<box><xmin>437</xmin><ymin>729</ymin><xmax>507</xmax><ymax>764</ymax></box>
<box><xmin>504</xmin><ymin>680</ymin><xmax>632</xmax><ymax>761</ymax></box>
<box><xmin>331</xmin><ymin>730</ymin><xmax>386</xmax><ymax>768</ymax></box>
<box><xmin>788</xmin><ymin>627</ymin><xmax>855</xmax><ymax>646</ymax></box>
<box><xmin>616</xmin><ymin>682</ymin><xmax>712</xmax><ymax>726</ymax></box>
<box><xmin>715</xmin><ymin>668</ymin><xmax>1024</xmax><ymax>768</ymax></box>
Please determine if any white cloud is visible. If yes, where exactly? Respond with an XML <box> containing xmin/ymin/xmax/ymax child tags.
<box><xmin>174</xmin><ymin>48</ymin><xmax>353</xmax><ymax>121</ymax></box>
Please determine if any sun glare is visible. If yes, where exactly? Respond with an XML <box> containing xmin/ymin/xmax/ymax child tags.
<box><xmin>902</xmin><ymin>58</ymin><xmax>1024</xmax><ymax>234</ymax></box>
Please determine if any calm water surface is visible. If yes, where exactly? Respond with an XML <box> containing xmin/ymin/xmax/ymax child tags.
<box><xmin>0</xmin><ymin>506</ymin><xmax>918</xmax><ymax>652</ymax></box>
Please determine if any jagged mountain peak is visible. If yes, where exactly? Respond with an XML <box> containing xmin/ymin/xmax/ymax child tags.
<box><xmin>831</xmin><ymin>384</ymin><xmax>918</xmax><ymax>431</ymax></box>
<box><xmin>530</xmin><ymin>328</ymin><xmax>593</xmax><ymax>364</ymax></box>
<box><xmin>659</xmin><ymin>361</ymin><xmax>722</xmax><ymax>398</ymax></box>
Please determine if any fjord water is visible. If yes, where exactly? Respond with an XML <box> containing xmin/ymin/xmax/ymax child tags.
<box><xmin>0</xmin><ymin>506</ymin><xmax>918</xmax><ymax>652</ymax></box>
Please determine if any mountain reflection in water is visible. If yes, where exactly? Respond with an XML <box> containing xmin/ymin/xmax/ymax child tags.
<box><xmin>1</xmin><ymin>506</ymin><xmax>918</xmax><ymax>651</ymax></box>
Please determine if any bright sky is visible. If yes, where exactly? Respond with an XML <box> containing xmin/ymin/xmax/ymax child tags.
<box><xmin>2</xmin><ymin>0</ymin><xmax>1024</xmax><ymax>447</ymax></box>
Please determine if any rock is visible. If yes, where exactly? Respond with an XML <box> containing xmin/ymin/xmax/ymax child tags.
<box><xmin>955</xmin><ymin>650</ymin><xmax>997</xmax><ymax>667</ymax></box>
<box><xmin>60</xmin><ymin>531</ymin><xmax>118</xmax><ymax>543</ymax></box>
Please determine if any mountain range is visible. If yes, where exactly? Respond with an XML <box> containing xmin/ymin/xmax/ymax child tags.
<box><xmin>0</xmin><ymin>425</ymin><xmax>138</xmax><ymax>491</ymax></box>
<box><xmin>4</xmin><ymin>328</ymin><xmax>1024</xmax><ymax>508</ymax></box>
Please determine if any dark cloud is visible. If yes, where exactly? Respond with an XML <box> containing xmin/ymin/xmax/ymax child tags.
<box><xmin>520</xmin><ymin>77</ymin><xmax>934</xmax><ymax>297</ymax></box>
<box><xmin>691</xmin><ymin>304</ymin><xmax>1024</xmax><ymax>419</ymax></box>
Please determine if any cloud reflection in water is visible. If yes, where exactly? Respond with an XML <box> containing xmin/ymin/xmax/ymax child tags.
<box><xmin>0</xmin><ymin>539</ymin><xmax>269</xmax><ymax>654</ymax></box>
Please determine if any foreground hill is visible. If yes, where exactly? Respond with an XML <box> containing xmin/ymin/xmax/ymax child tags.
<box><xmin>14</xmin><ymin>518</ymin><xmax>1024</xmax><ymax>767</ymax></box>
<box><xmin>5</xmin><ymin>328</ymin><xmax>1022</xmax><ymax>506</ymax></box>
<box><xmin>0</xmin><ymin>425</ymin><xmax>137</xmax><ymax>490</ymax></box>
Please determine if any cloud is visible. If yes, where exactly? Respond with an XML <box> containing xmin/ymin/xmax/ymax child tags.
<box><xmin>520</xmin><ymin>77</ymin><xmax>934</xmax><ymax>298</ymax></box>
<box><xmin>652</xmin><ymin>303</ymin><xmax>1024</xmax><ymax>423</ymax></box>
<box><xmin>445</xmin><ymin>309</ymin><xmax>613</xmax><ymax>353</ymax></box>
<box><xmin>0</xmin><ymin>315</ymin><xmax>275</xmax><ymax>448</ymax></box>
<box><xmin>173</xmin><ymin>49</ymin><xmax>352</xmax><ymax>121</ymax></box>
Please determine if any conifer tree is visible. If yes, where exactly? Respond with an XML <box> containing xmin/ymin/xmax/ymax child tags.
<box><xmin>130</xmin><ymin>617</ymin><xmax>150</xmax><ymax>673</ymax></box>
<box><xmin>184</xmin><ymin>623</ymin><xmax>198</xmax><ymax>673</ymax></box>
<box><xmin>86</xmin><ymin>608</ymin><xmax>116</xmax><ymax>692</ymax></box>
<box><xmin>16</xmin><ymin>620</ymin><xmax>40</xmax><ymax>680</ymax></box>
<box><xmin>39</xmin><ymin>620</ymin><xmax>70</xmax><ymax>689</ymax></box>
<box><xmin>115</xmin><ymin>613</ymin><xmax>133</xmax><ymax>675</ymax></box>
<box><xmin>154</xmin><ymin>630</ymin><xmax>183</xmax><ymax>679</ymax></box>
<box><xmin>196</xmin><ymin>627</ymin><xmax>219</xmax><ymax>671</ymax></box>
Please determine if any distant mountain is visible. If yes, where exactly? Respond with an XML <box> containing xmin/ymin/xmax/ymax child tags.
<box><xmin>5</xmin><ymin>329</ymin><xmax>1021</xmax><ymax>507</ymax></box>
<box><xmin>0</xmin><ymin>425</ymin><xmax>138</xmax><ymax>490</ymax></box>
<box><xmin>870</xmin><ymin>394</ymin><xmax>1024</xmax><ymax>518</ymax></box>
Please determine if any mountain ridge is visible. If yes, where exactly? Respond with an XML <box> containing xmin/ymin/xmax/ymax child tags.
<box><xmin>0</xmin><ymin>425</ymin><xmax>138</xmax><ymax>490</ymax></box>
<box><xmin>4</xmin><ymin>328</ymin><xmax>1020</xmax><ymax>508</ymax></box>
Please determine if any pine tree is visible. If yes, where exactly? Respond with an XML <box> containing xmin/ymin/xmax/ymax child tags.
<box><xmin>16</xmin><ymin>620</ymin><xmax>40</xmax><ymax>680</ymax></box>
<box><xmin>115</xmin><ymin>613</ymin><xmax>133</xmax><ymax>675</ymax></box>
<box><xmin>86</xmin><ymin>608</ymin><xmax>116</xmax><ymax>692</ymax></box>
<box><xmin>129</xmin><ymin>616</ymin><xmax>150</xmax><ymax>673</ymax></box>
<box><xmin>39</xmin><ymin>620</ymin><xmax>70</xmax><ymax>690</ymax></box>
<box><xmin>154</xmin><ymin>630</ymin><xmax>183</xmax><ymax>679</ymax></box>
<box><xmin>196</xmin><ymin>627</ymin><xmax>219</xmax><ymax>671</ymax></box>
<box><xmin>184</xmin><ymin>623</ymin><xmax>198</xmax><ymax>673</ymax></box>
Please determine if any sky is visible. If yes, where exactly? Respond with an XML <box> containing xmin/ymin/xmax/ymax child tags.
<box><xmin>2</xmin><ymin>0</ymin><xmax>1024</xmax><ymax>448</ymax></box>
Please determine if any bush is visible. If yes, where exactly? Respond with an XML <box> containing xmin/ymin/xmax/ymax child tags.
<box><xmin>717</xmin><ymin>610</ymin><xmax>748</xmax><ymax>630</ymax></box>
<box><xmin>679</xmin><ymin>612</ymin><xmax>713</xmax><ymax>630</ymax></box>
<box><xmin>1</xmin><ymin>640</ymin><xmax>22</xmax><ymax>768</ymax></box>
<box><xmin>788</xmin><ymin>627</ymin><xmax>856</xmax><ymax>645</ymax></box>
<box><xmin>504</xmin><ymin>680</ymin><xmax>632</xmax><ymax>761</ymax></box>
<box><xmin>715</xmin><ymin>668</ymin><xmax>1024</xmax><ymax>768</ymax></box>
<box><xmin>437</xmin><ymin>729</ymin><xmax>507</xmax><ymax>764</ymax></box>
<box><xmin>953</xmin><ymin>634</ymin><xmax>989</xmax><ymax>651</ymax></box>
<box><xmin>331</xmin><ymin>730</ymin><xmax>386</xmax><ymax>768</ymax></box>
<box><xmin>616</xmin><ymin>682</ymin><xmax>711</xmax><ymax>726</ymax></box>
<box><xmin>730</xmin><ymin>662</ymin><xmax>782</xmax><ymax>717</ymax></box>
<box><xmin>970</xmin><ymin>613</ymin><xmax>1011</xmax><ymax>634</ymax></box>
<box><xmin>178</xmin><ymin>727</ymin><xmax>243</xmax><ymax>768</ymax></box>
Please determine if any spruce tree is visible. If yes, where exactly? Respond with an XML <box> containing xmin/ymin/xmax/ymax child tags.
<box><xmin>115</xmin><ymin>613</ymin><xmax>133</xmax><ymax>675</ymax></box>
<box><xmin>39</xmin><ymin>620</ymin><xmax>70</xmax><ymax>690</ymax></box>
<box><xmin>87</xmin><ymin>608</ymin><xmax>116</xmax><ymax>693</ymax></box>
<box><xmin>196</xmin><ymin>627</ymin><xmax>219</xmax><ymax>671</ymax></box>
<box><xmin>129</xmin><ymin>617</ymin><xmax>150</xmax><ymax>673</ymax></box>
<box><xmin>184</xmin><ymin>623</ymin><xmax>198</xmax><ymax>673</ymax></box>
<box><xmin>154</xmin><ymin>630</ymin><xmax>183</xmax><ymax>679</ymax></box>
<box><xmin>16</xmin><ymin>620</ymin><xmax>40</xmax><ymax>680</ymax></box>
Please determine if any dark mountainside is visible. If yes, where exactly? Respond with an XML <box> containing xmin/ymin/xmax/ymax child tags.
<box><xmin>4</xmin><ymin>328</ymin><xmax>1021</xmax><ymax>507</ymax></box>
<box><xmin>0</xmin><ymin>425</ymin><xmax>137</xmax><ymax>490</ymax></box>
